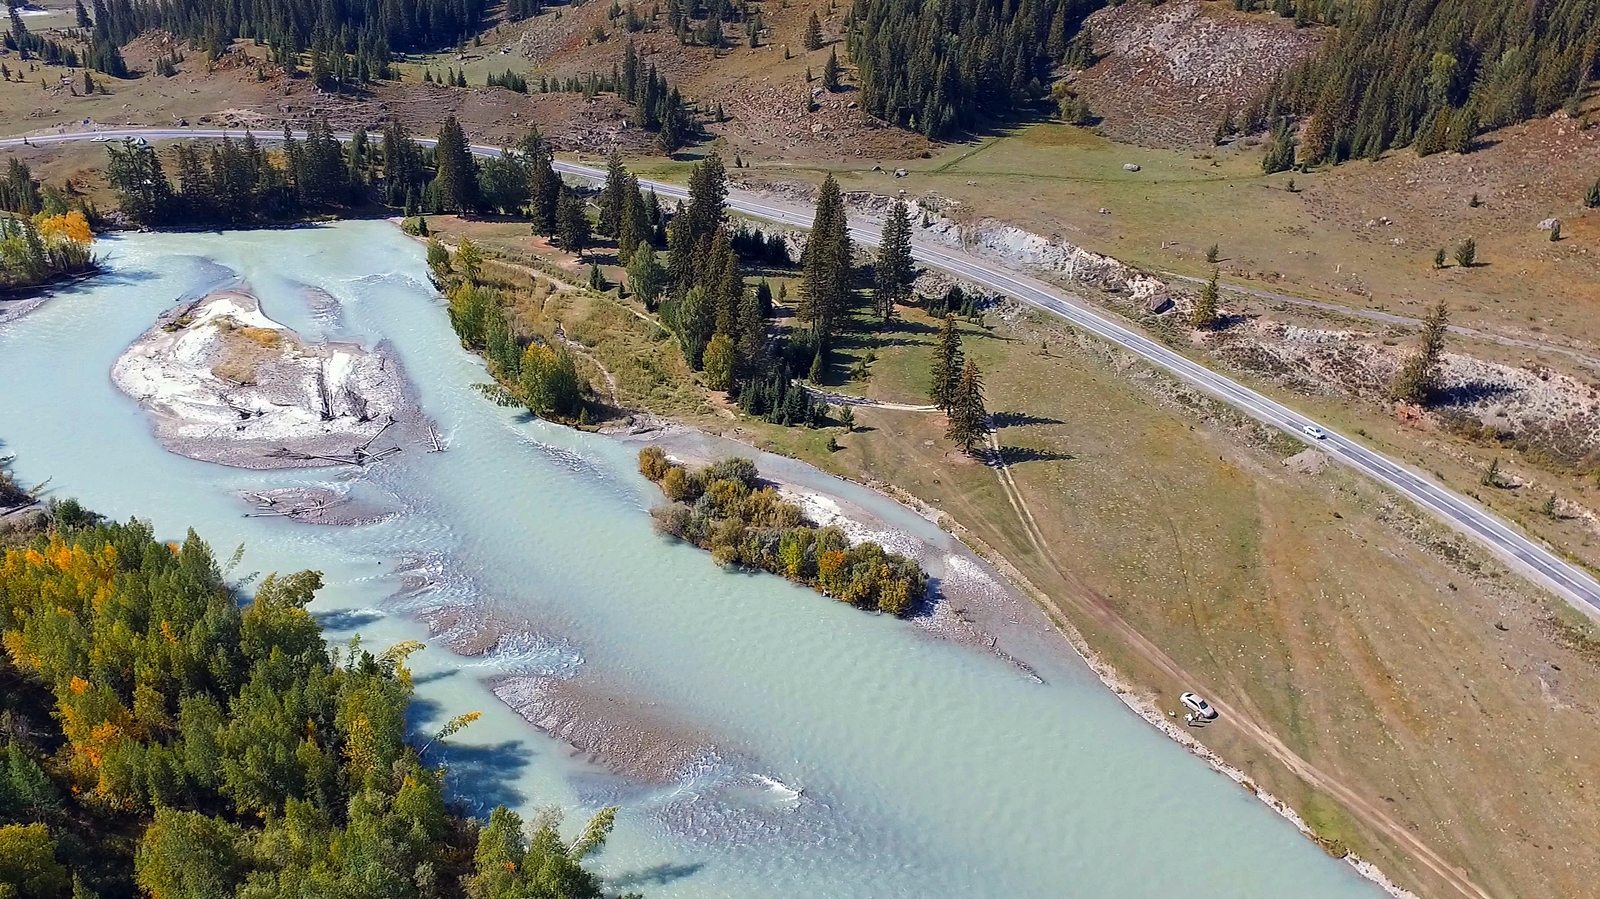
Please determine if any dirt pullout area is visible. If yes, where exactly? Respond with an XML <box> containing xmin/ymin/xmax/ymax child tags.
<box><xmin>1069</xmin><ymin>0</ymin><xmax>1324</xmax><ymax>147</ymax></box>
<box><xmin>112</xmin><ymin>288</ymin><xmax>427</xmax><ymax>468</ymax></box>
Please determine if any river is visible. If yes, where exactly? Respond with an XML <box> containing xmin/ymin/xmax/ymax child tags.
<box><xmin>0</xmin><ymin>222</ymin><xmax>1382</xmax><ymax>898</ymax></box>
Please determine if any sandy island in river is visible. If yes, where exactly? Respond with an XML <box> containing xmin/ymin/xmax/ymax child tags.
<box><xmin>112</xmin><ymin>288</ymin><xmax>429</xmax><ymax>469</ymax></box>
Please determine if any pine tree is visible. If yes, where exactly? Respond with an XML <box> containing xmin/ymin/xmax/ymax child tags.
<box><xmin>799</xmin><ymin>174</ymin><xmax>850</xmax><ymax>344</ymax></box>
<box><xmin>683</xmin><ymin>152</ymin><xmax>727</xmax><ymax>246</ymax></box>
<box><xmin>557</xmin><ymin>188</ymin><xmax>591</xmax><ymax>259</ymax></box>
<box><xmin>432</xmin><ymin>116</ymin><xmax>480</xmax><ymax>213</ymax></box>
<box><xmin>945</xmin><ymin>359</ymin><xmax>987</xmax><ymax>453</ymax></box>
<box><xmin>1388</xmin><ymin>300</ymin><xmax>1449</xmax><ymax>405</ymax></box>
<box><xmin>802</xmin><ymin>11</ymin><xmax>823</xmax><ymax>51</ymax></box>
<box><xmin>598</xmin><ymin>149</ymin><xmax>627</xmax><ymax>236</ymax></box>
<box><xmin>928</xmin><ymin>313</ymin><xmax>963</xmax><ymax>409</ymax></box>
<box><xmin>1454</xmin><ymin>237</ymin><xmax>1476</xmax><ymax>267</ymax></box>
<box><xmin>1192</xmin><ymin>269</ymin><xmax>1219</xmax><ymax>330</ymax></box>
<box><xmin>874</xmin><ymin>198</ymin><xmax>913</xmax><ymax>323</ymax></box>
<box><xmin>618</xmin><ymin>175</ymin><xmax>648</xmax><ymax>260</ymax></box>
<box><xmin>822</xmin><ymin>48</ymin><xmax>840</xmax><ymax>91</ymax></box>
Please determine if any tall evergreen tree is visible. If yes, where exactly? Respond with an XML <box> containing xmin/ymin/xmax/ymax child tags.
<box><xmin>1388</xmin><ymin>301</ymin><xmax>1450</xmax><ymax>405</ymax></box>
<box><xmin>945</xmin><ymin>359</ymin><xmax>987</xmax><ymax>453</ymax></box>
<box><xmin>928</xmin><ymin>313</ymin><xmax>965</xmax><ymax>409</ymax></box>
<box><xmin>431</xmin><ymin>116</ymin><xmax>479</xmax><ymax>214</ymax></box>
<box><xmin>799</xmin><ymin>175</ymin><xmax>851</xmax><ymax>345</ymax></box>
<box><xmin>802</xmin><ymin>11</ymin><xmax>823</xmax><ymax>51</ymax></box>
<box><xmin>598</xmin><ymin>149</ymin><xmax>628</xmax><ymax>236</ymax></box>
<box><xmin>874</xmin><ymin>198</ymin><xmax>913</xmax><ymax>323</ymax></box>
<box><xmin>557</xmin><ymin>188</ymin><xmax>592</xmax><ymax>260</ymax></box>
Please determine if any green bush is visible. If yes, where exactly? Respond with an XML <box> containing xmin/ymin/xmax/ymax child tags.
<box><xmin>640</xmin><ymin>451</ymin><xmax>928</xmax><ymax>615</ymax></box>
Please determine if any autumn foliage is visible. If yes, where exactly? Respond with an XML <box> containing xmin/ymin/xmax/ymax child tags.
<box><xmin>640</xmin><ymin>451</ymin><xmax>928</xmax><ymax>616</ymax></box>
<box><xmin>0</xmin><ymin>504</ymin><xmax>622</xmax><ymax>899</ymax></box>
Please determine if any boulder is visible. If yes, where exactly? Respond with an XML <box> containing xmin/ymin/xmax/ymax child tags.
<box><xmin>1123</xmin><ymin>163</ymin><xmax>1141</xmax><ymax>172</ymax></box>
<box><xmin>1537</xmin><ymin>217</ymin><xmax>1561</xmax><ymax>231</ymax></box>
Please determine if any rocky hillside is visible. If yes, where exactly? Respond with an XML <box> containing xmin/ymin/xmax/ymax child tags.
<box><xmin>1069</xmin><ymin>0</ymin><xmax>1323</xmax><ymax>147</ymax></box>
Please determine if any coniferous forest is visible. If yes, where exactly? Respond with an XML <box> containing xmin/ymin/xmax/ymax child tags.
<box><xmin>0</xmin><ymin>503</ymin><xmax>628</xmax><ymax>899</ymax></box>
<box><xmin>844</xmin><ymin>0</ymin><xmax>1597</xmax><ymax>151</ymax></box>
<box><xmin>1271</xmin><ymin>0</ymin><xmax>1600</xmax><ymax>163</ymax></box>
<box><xmin>846</xmin><ymin>0</ymin><xmax>1101</xmax><ymax>138</ymax></box>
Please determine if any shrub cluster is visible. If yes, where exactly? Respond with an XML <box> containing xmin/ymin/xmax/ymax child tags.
<box><xmin>638</xmin><ymin>448</ymin><xmax>927</xmax><ymax>616</ymax></box>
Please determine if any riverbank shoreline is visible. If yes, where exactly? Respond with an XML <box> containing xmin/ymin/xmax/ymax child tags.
<box><xmin>13</xmin><ymin>221</ymin><xmax>1415</xmax><ymax>897</ymax></box>
<box><xmin>624</xmin><ymin>415</ymin><xmax>1420</xmax><ymax>899</ymax></box>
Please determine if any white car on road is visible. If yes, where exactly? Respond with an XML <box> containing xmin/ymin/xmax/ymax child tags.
<box><xmin>1302</xmin><ymin>424</ymin><xmax>1327</xmax><ymax>440</ymax></box>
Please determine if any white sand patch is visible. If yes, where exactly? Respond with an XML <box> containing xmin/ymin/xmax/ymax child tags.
<box><xmin>777</xmin><ymin>486</ymin><xmax>922</xmax><ymax>557</ymax></box>
<box><xmin>111</xmin><ymin>288</ymin><xmax>424</xmax><ymax>468</ymax></box>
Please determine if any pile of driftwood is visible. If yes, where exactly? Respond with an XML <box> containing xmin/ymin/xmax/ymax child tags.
<box><xmin>242</xmin><ymin>491</ymin><xmax>348</xmax><ymax>520</ymax></box>
<box><xmin>0</xmin><ymin>461</ymin><xmax>45</xmax><ymax>517</ymax></box>
<box><xmin>268</xmin><ymin>416</ymin><xmax>404</xmax><ymax>467</ymax></box>
<box><xmin>266</xmin><ymin>416</ymin><xmax>446</xmax><ymax>468</ymax></box>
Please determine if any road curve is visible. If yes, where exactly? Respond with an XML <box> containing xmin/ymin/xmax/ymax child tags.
<box><xmin>8</xmin><ymin>126</ymin><xmax>1600</xmax><ymax>618</ymax></box>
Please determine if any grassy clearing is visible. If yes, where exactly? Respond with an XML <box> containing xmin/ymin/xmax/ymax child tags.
<box><xmin>723</xmin><ymin>298</ymin><xmax>1600</xmax><ymax>899</ymax></box>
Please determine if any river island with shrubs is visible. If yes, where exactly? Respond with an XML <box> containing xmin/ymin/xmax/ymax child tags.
<box><xmin>638</xmin><ymin>448</ymin><xmax>927</xmax><ymax>617</ymax></box>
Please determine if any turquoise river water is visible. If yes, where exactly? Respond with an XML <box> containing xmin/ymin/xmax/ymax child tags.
<box><xmin>0</xmin><ymin>222</ymin><xmax>1383</xmax><ymax>898</ymax></box>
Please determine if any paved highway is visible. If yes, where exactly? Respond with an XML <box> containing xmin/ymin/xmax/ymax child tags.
<box><xmin>9</xmin><ymin>126</ymin><xmax>1600</xmax><ymax>618</ymax></box>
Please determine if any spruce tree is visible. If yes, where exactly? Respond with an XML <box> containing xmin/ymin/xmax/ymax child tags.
<box><xmin>432</xmin><ymin>116</ymin><xmax>480</xmax><ymax>214</ymax></box>
<box><xmin>945</xmin><ymin>359</ymin><xmax>987</xmax><ymax>453</ymax></box>
<box><xmin>598</xmin><ymin>149</ymin><xmax>627</xmax><ymax>236</ymax></box>
<box><xmin>928</xmin><ymin>313</ymin><xmax>963</xmax><ymax>409</ymax></box>
<box><xmin>802</xmin><ymin>11</ymin><xmax>823</xmax><ymax>51</ymax></box>
<box><xmin>684</xmin><ymin>152</ymin><xmax>727</xmax><ymax>246</ymax></box>
<box><xmin>1192</xmin><ymin>269</ymin><xmax>1219</xmax><ymax>330</ymax></box>
<box><xmin>618</xmin><ymin>175</ymin><xmax>649</xmax><ymax>259</ymax></box>
<box><xmin>1388</xmin><ymin>300</ymin><xmax>1449</xmax><ymax>405</ymax></box>
<box><xmin>874</xmin><ymin>198</ymin><xmax>913</xmax><ymax>323</ymax></box>
<box><xmin>799</xmin><ymin>174</ymin><xmax>850</xmax><ymax>344</ymax></box>
<box><xmin>557</xmin><ymin>189</ymin><xmax>591</xmax><ymax>259</ymax></box>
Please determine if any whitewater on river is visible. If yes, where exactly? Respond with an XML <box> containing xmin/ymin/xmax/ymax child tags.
<box><xmin>0</xmin><ymin>222</ymin><xmax>1383</xmax><ymax>899</ymax></box>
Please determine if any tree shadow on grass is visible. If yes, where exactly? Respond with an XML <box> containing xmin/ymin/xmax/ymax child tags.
<box><xmin>990</xmin><ymin>411</ymin><xmax>1063</xmax><ymax>429</ymax></box>
<box><xmin>991</xmin><ymin>445</ymin><xmax>1072</xmax><ymax>466</ymax></box>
